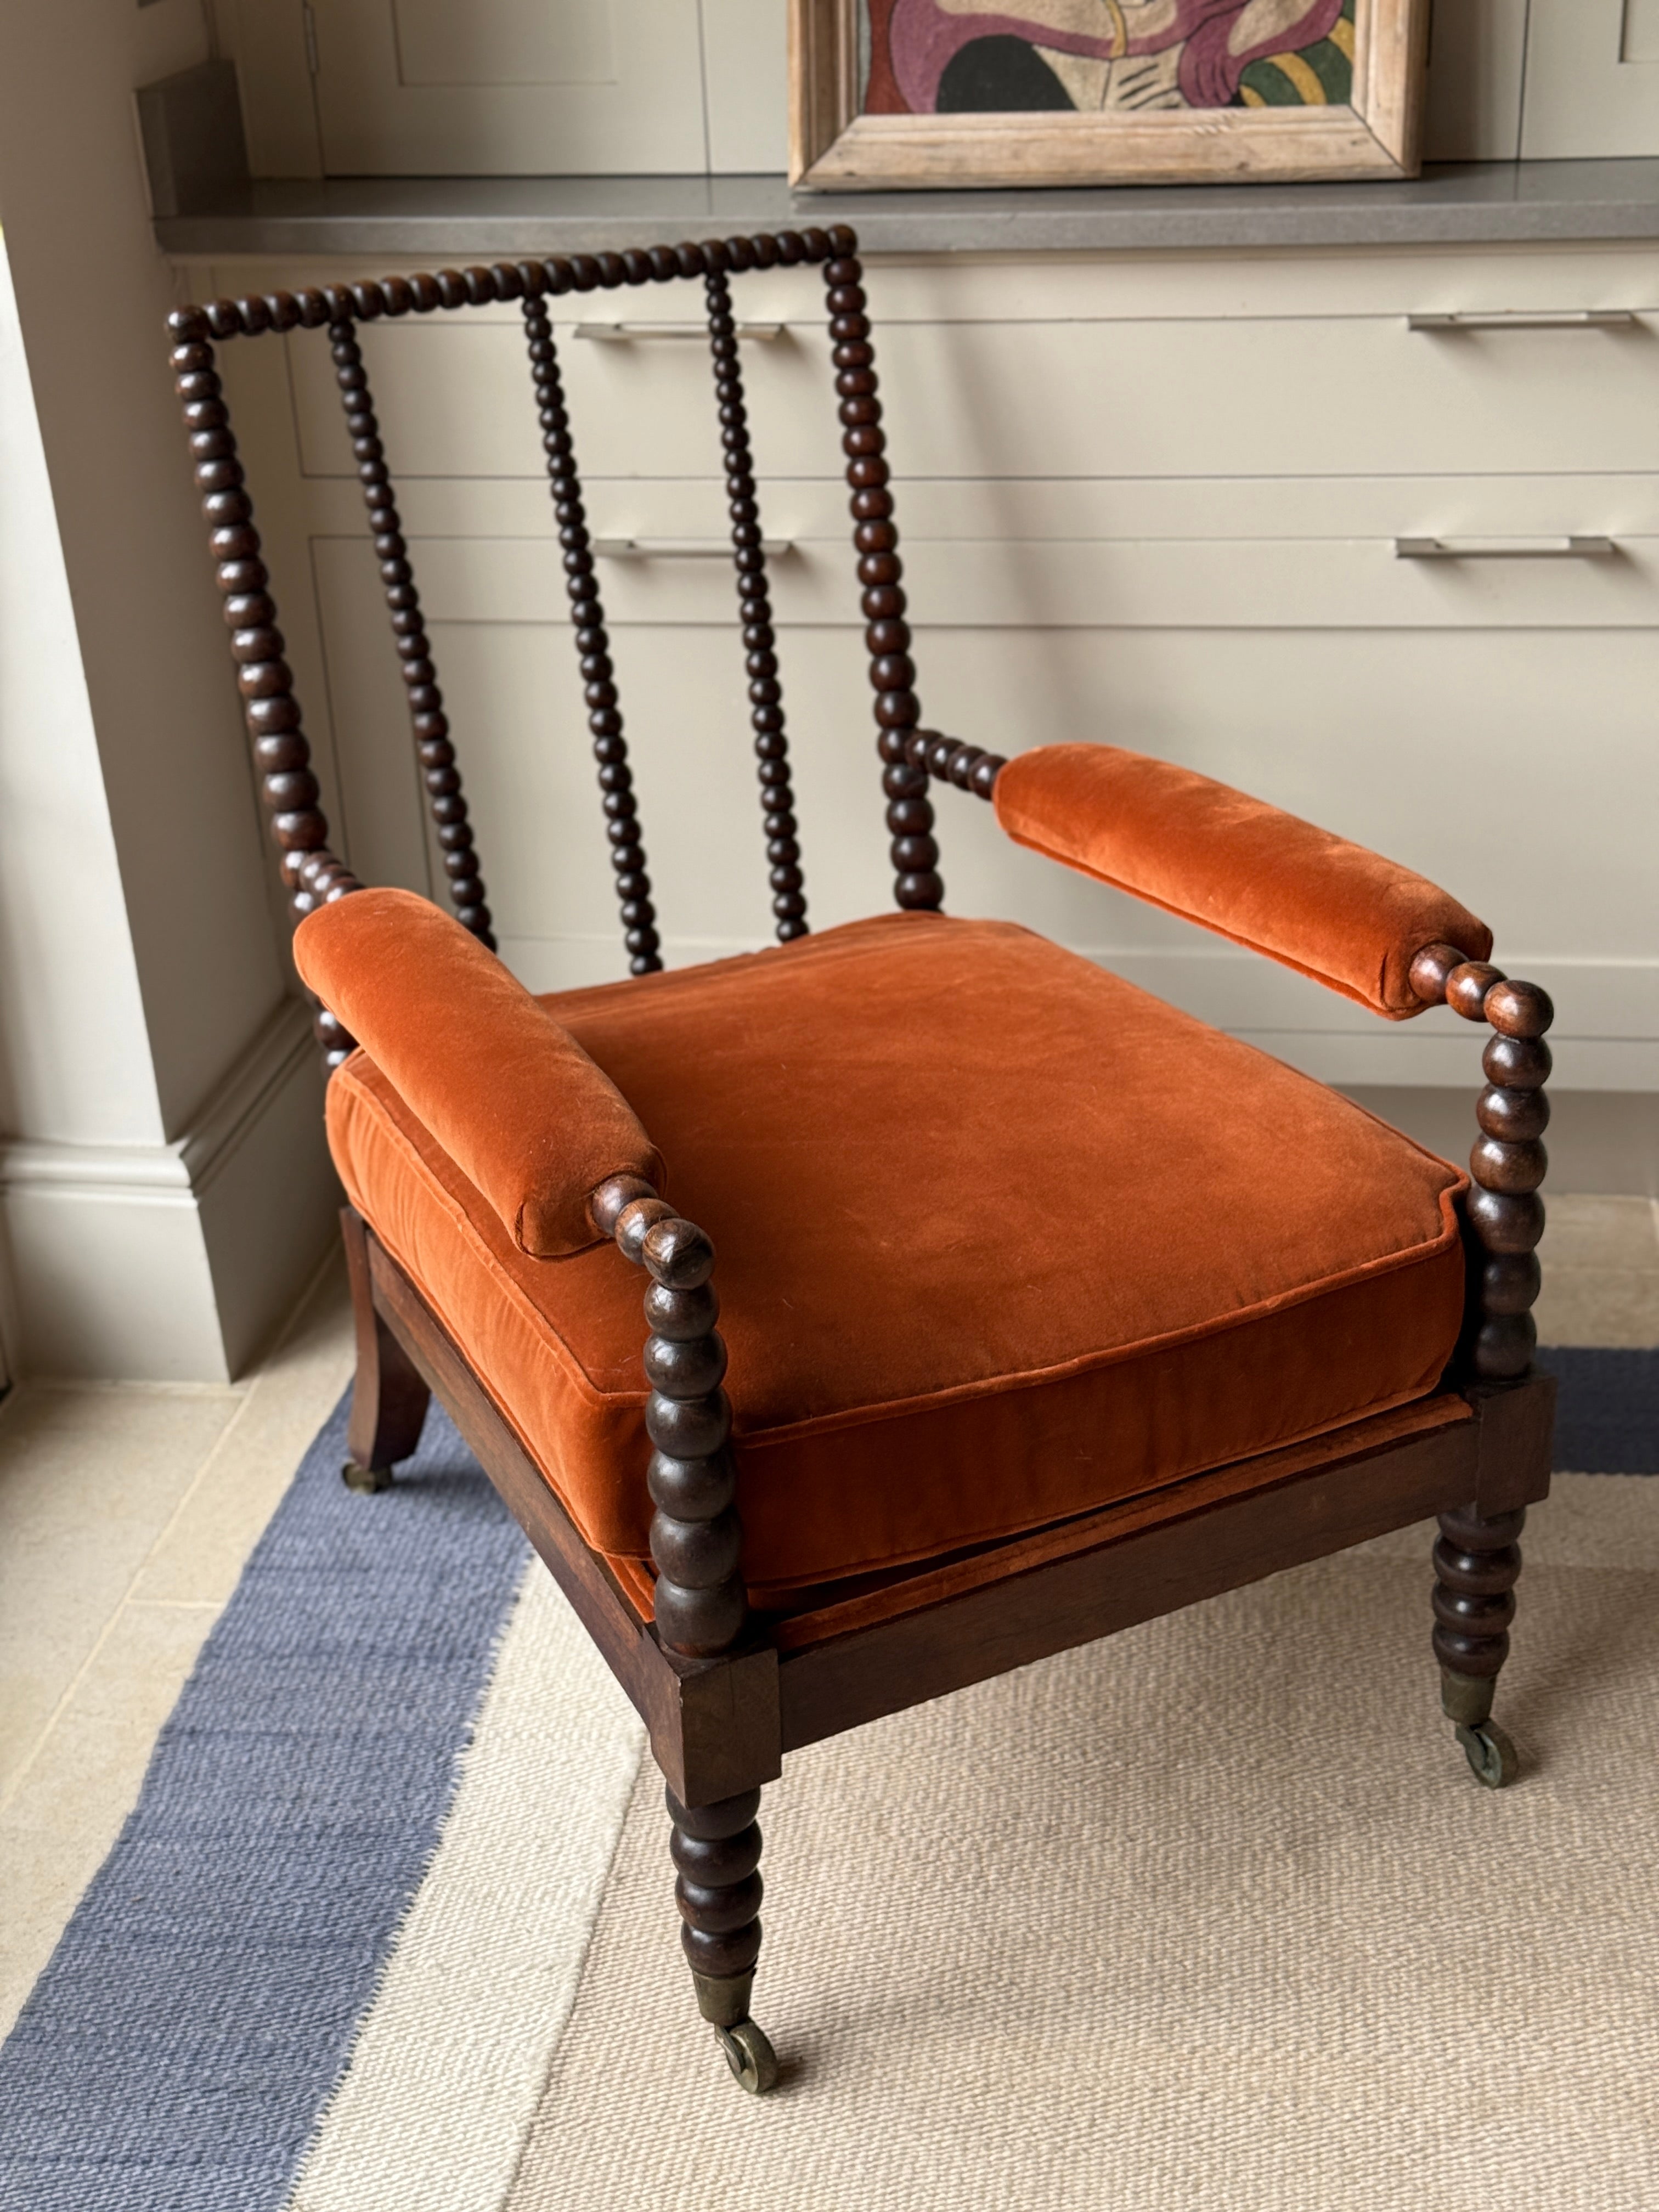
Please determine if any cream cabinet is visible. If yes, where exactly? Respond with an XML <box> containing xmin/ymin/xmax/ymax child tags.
<box><xmin>1522</xmin><ymin>0</ymin><xmax>1659</xmax><ymax>159</ymax></box>
<box><xmin>306</xmin><ymin>0</ymin><xmax>708</xmax><ymax>174</ymax></box>
<box><xmin>202</xmin><ymin>244</ymin><xmax>1659</xmax><ymax>1102</ymax></box>
<box><xmin>1414</xmin><ymin>0</ymin><xmax>1659</xmax><ymax>162</ymax></box>
<box><xmin>218</xmin><ymin>1</ymin><xmax>1659</xmax><ymax>176</ymax></box>
<box><xmin>217</xmin><ymin>0</ymin><xmax>787</xmax><ymax>177</ymax></box>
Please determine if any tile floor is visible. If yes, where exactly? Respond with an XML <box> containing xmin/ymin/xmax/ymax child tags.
<box><xmin>0</xmin><ymin>1197</ymin><xmax>1654</xmax><ymax>2040</ymax></box>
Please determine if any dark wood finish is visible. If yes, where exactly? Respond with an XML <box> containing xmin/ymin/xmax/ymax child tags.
<box><xmin>1432</xmin><ymin>1502</ymin><xmax>1524</xmax><ymax>1725</ymax></box>
<box><xmin>1430</xmin><ymin>1357</ymin><xmax>1551</xmax><ymax>1735</ymax></box>
<box><xmin>591</xmin><ymin>1173</ymin><xmax>749</xmax><ymax>1661</ymax></box>
<box><xmin>325</xmin><ymin>311</ymin><xmax>494</xmax><ymax>946</ymax></box>
<box><xmin>1483</xmin><ymin>1032</ymin><xmax>1552</xmax><ymax>1091</ymax></box>
<box><xmin>1400</xmin><ymin>940</ymin><xmax>1551</xmax><ymax>1747</ymax></box>
<box><xmin>346</xmin><ymin>1211</ymin><xmax>1551</xmax><ymax>1784</ymax></box>
<box><xmin>1408</xmin><ymin>944</ymin><xmax>1555</xmax><ymax>1383</ymax></box>
<box><xmin>521</xmin><ymin>287</ymin><xmax>663</xmax><ymax>975</ymax></box>
<box><xmin>704</xmin><ymin>264</ymin><xmax>807</xmax><ymax>943</ymax></box>
<box><xmin>167</xmin><ymin>306</ymin><xmax>363</xmax><ymax>1066</ymax></box>
<box><xmin>777</xmin><ymin>1396</ymin><xmax>1487</xmax><ymax>1751</ymax></box>
<box><xmin>1468</xmin><ymin>969</ymin><xmax>1553</xmax><ymax>1375</ymax></box>
<box><xmin>1476</xmin><ymin>1086</ymin><xmax>1550</xmax><ymax>1143</ymax></box>
<box><xmin>1407</xmin><ymin>940</ymin><xmax>1466</xmax><ymax>1004</ymax></box>
<box><xmin>359</xmin><ymin>1213</ymin><xmax>781</xmax><ymax>1808</ymax></box>
<box><xmin>178</xmin><ymin>243</ymin><xmax>1566</xmax><ymax>2089</ymax></box>
<box><xmin>174</xmin><ymin>228</ymin><xmax>896</xmax><ymax>1031</ymax></box>
<box><xmin>1484</xmin><ymin>979</ymin><xmax>1554</xmax><ymax>1038</ymax></box>
<box><xmin>1469</xmin><ymin>1369</ymin><xmax>1557</xmax><ymax>1517</ymax></box>
<box><xmin>531</xmin><ymin>1156</ymin><xmax>774</xmax><ymax>2036</ymax></box>
<box><xmin>905</xmin><ymin>728</ymin><xmax>1009</xmax><ymax>800</ymax></box>
<box><xmin>344</xmin><ymin>1192</ymin><xmax>1554</xmax><ymax>2071</ymax></box>
<box><xmin>340</xmin><ymin>1206</ymin><xmax>430</xmax><ymax>1485</ymax></box>
<box><xmin>824</xmin><ymin>244</ymin><xmax>944</xmax><ymax>912</ymax></box>
<box><xmin>1444</xmin><ymin>960</ymin><xmax>1507</xmax><ymax>1021</ymax></box>
<box><xmin>667</xmin><ymin>1782</ymin><xmax>765</xmax><ymax>1989</ymax></box>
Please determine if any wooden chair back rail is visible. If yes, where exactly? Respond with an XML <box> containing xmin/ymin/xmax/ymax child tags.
<box><xmin>167</xmin><ymin>223</ymin><xmax>964</xmax><ymax>1013</ymax></box>
<box><xmin>902</xmin><ymin>726</ymin><xmax>1009</xmax><ymax>799</ymax></box>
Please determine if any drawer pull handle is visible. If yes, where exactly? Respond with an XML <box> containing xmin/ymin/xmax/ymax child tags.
<box><xmin>1394</xmin><ymin>535</ymin><xmax>1616</xmax><ymax>560</ymax></box>
<box><xmin>574</xmin><ymin>321</ymin><xmax>785</xmax><ymax>342</ymax></box>
<box><xmin>1406</xmin><ymin>310</ymin><xmax>1637</xmax><ymax>331</ymax></box>
<box><xmin>592</xmin><ymin>537</ymin><xmax>794</xmax><ymax>560</ymax></box>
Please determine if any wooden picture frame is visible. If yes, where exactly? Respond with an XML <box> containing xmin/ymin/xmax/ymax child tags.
<box><xmin>789</xmin><ymin>0</ymin><xmax>1429</xmax><ymax>189</ymax></box>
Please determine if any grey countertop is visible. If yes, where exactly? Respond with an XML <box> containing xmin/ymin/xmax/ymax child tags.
<box><xmin>156</xmin><ymin>160</ymin><xmax>1659</xmax><ymax>261</ymax></box>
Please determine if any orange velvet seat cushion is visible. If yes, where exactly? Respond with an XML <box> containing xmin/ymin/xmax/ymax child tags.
<box><xmin>324</xmin><ymin>911</ymin><xmax>1469</xmax><ymax>1605</ymax></box>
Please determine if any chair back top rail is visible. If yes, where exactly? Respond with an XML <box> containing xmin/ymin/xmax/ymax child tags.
<box><xmin>168</xmin><ymin>224</ymin><xmax>1002</xmax><ymax>1060</ymax></box>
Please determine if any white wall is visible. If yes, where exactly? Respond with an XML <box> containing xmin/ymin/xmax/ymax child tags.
<box><xmin>0</xmin><ymin>250</ymin><xmax>159</xmax><ymax>1153</ymax></box>
<box><xmin>0</xmin><ymin>0</ymin><xmax>339</xmax><ymax>1378</ymax></box>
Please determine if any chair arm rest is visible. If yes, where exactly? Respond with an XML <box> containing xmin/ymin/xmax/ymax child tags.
<box><xmin>992</xmin><ymin>743</ymin><xmax>1492</xmax><ymax>1019</ymax></box>
<box><xmin>294</xmin><ymin>887</ymin><xmax>663</xmax><ymax>1256</ymax></box>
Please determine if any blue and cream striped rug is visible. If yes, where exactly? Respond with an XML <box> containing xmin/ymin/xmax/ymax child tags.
<box><xmin>0</xmin><ymin>1397</ymin><xmax>641</xmax><ymax>2212</ymax></box>
<box><xmin>1</xmin><ymin>1348</ymin><xmax>1654</xmax><ymax>2212</ymax></box>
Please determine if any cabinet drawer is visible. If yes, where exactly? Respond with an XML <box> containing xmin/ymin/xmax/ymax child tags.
<box><xmin>303</xmin><ymin>466</ymin><xmax>1659</xmax><ymax>549</ymax></box>
<box><xmin>343</xmin><ymin>511</ymin><xmax>1659</xmax><ymax>633</ymax></box>
<box><xmin>285</xmin><ymin>303</ymin><xmax>1659</xmax><ymax>486</ymax></box>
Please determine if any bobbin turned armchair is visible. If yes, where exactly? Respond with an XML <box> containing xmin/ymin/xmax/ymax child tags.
<box><xmin>170</xmin><ymin>225</ymin><xmax>1555</xmax><ymax>2096</ymax></box>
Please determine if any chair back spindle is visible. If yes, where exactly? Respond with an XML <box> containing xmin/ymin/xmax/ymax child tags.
<box><xmin>522</xmin><ymin>292</ymin><xmax>663</xmax><ymax>974</ymax></box>
<box><xmin>167</xmin><ymin>305</ymin><xmax>363</xmax><ymax>1068</ymax></box>
<box><xmin>325</xmin><ymin>303</ymin><xmax>495</xmax><ymax>948</ymax></box>
<box><xmin>823</xmin><ymin>244</ymin><xmax>943</xmax><ymax>913</ymax></box>
<box><xmin>704</xmin><ymin>264</ymin><xmax>807</xmax><ymax>941</ymax></box>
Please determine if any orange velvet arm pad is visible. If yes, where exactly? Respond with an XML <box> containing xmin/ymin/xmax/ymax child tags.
<box><xmin>294</xmin><ymin>887</ymin><xmax>663</xmax><ymax>1256</ymax></box>
<box><xmin>992</xmin><ymin>744</ymin><xmax>1493</xmax><ymax>1020</ymax></box>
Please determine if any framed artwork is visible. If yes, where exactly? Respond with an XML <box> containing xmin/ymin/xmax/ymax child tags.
<box><xmin>789</xmin><ymin>0</ymin><xmax>1428</xmax><ymax>188</ymax></box>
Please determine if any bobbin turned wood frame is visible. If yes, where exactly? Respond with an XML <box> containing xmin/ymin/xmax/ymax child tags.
<box><xmin>172</xmin><ymin>225</ymin><xmax>1556</xmax><ymax>2094</ymax></box>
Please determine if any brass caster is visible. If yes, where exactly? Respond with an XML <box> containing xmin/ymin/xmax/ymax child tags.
<box><xmin>714</xmin><ymin>2017</ymin><xmax>778</xmax><ymax>2095</ymax></box>
<box><xmin>1456</xmin><ymin>1719</ymin><xmax>1519</xmax><ymax>1790</ymax></box>
<box><xmin>341</xmin><ymin>1460</ymin><xmax>393</xmax><ymax>1494</ymax></box>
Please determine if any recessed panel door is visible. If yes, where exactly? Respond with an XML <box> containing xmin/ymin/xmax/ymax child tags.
<box><xmin>1523</xmin><ymin>0</ymin><xmax>1659</xmax><ymax>155</ymax></box>
<box><xmin>310</xmin><ymin>0</ymin><xmax>709</xmax><ymax>173</ymax></box>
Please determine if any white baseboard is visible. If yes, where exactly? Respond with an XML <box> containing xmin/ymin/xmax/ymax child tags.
<box><xmin>0</xmin><ymin>996</ymin><xmax>339</xmax><ymax>1380</ymax></box>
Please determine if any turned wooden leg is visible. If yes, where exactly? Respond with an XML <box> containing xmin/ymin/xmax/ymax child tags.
<box><xmin>1432</xmin><ymin>1503</ymin><xmax>1525</xmax><ymax>1787</ymax></box>
<box><xmin>666</xmin><ymin>1782</ymin><xmax>776</xmax><ymax>2093</ymax></box>
<box><xmin>340</xmin><ymin>1209</ymin><xmax>430</xmax><ymax>1492</ymax></box>
<box><xmin>589</xmin><ymin>1173</ymin><xmax>778</xmax><ymax>2093</ymax></box>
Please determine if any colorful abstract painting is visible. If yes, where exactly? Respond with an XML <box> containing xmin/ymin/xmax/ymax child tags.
<box><xmin>863</xmin><ymin>0</ymin><xmax>1357</xmax><ymax>115</ymax></box>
